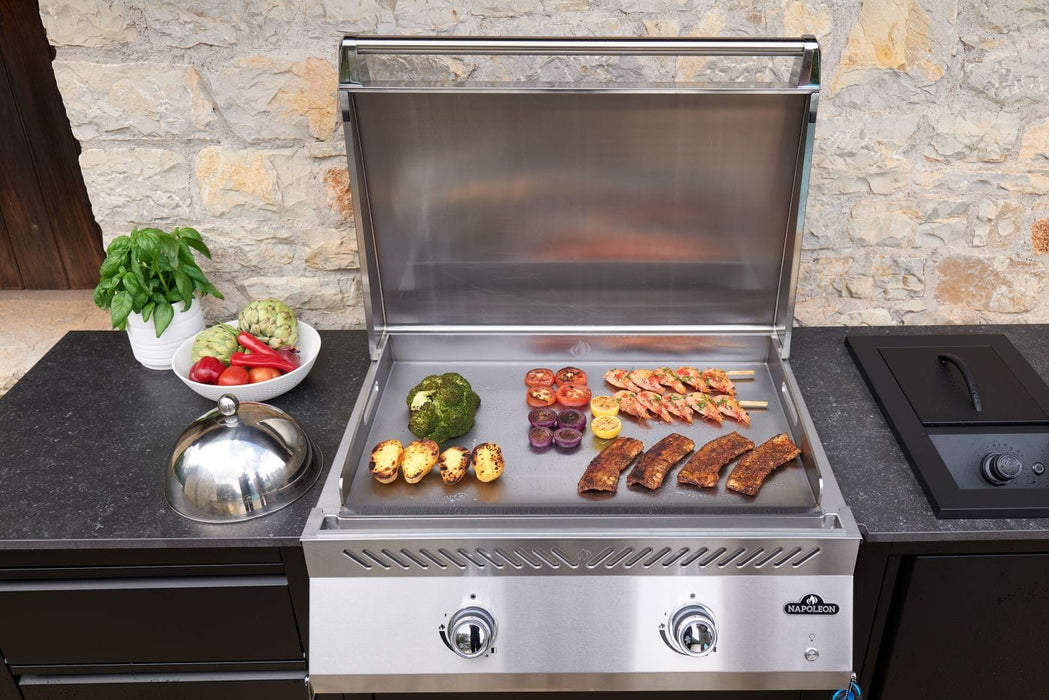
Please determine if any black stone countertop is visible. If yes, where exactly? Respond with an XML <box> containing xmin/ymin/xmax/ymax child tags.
<box><xmin>0</xmin><ymin>330</ymin><xmax>369</xmax><ymax>549</ymax></box>
<box><xmin>790</xmin><ymin>324</ymin><xmax>1049</xmax><ymax>544</ymax></box>
<box><xmin>3</xmin><ymin>326</ymin><xmax>1049</xmax><ymax>549</ymax></box>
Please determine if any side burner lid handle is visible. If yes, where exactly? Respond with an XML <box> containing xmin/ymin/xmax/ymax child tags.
<box><xmin>938</xmin><ymin>353</ymin><xmax>983</xmax><ymax>413</ymax></box>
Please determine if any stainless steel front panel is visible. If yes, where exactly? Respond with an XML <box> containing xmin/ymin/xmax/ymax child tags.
<box><xmin>309</xmin><ymin>574</ymin><xmax>853</xmax><ymax>693</ymax></box>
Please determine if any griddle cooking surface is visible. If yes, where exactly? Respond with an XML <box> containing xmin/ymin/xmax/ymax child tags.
<box><xmin>341</xmin><ymin>361</ymin><xmax>817</xmax><ymax>517</ymax></box>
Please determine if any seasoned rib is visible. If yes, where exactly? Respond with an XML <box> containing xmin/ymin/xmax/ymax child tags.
<box><xmin>678</xmin><ymin>432</ymin><xmax>755</xmax><ymax>488</ymax></box>
<box><xmin>578</xmin><ymin>437</ymin><xmax>644</xmax><ymax>494</ymax></box>
<box><xmin>725</xmin><ymin>433</ymin><xmax>802</xmax><ymax>496</ymax></box>
<box><xmin>626</xmin><ymin>433</ymin><xmax>695</xmax><ymax>490</ymax></box>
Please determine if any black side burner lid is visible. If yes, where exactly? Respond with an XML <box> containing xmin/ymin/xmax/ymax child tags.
<box><xmin>878</xmin><ymin>343</ymin><xmax>1049</xmax><ymax>426</ymax></box>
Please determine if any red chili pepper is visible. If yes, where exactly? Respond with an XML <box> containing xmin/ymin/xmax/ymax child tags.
<box><xmin>230</xmin><ymin>351</ymin><xmax>299</xmax><ymax>373</ymax></box>
<box><xmin>188</xmin><ymin>356</ymin><xmax>226</xmax><ymax>384</ymax></box>
<box><xmin>275</xmin><ymin>347</ymin><xmax>301</xmax><ymax>369</ymax></box>
<box><xmin>237</xmin><ymin>332</ymin><xmax>280</xmax><ymax>356</ymax></box>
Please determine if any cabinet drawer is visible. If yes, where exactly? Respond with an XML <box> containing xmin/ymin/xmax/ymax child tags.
<box><xmin>19</xmin><ymin>671</ymin><xmax>306</xmax><ymax>700</ymax></box>
<box><xmin>0</xmin><ymin>576</ymin><xmax>302</xmax><ymax>666</ymax></box>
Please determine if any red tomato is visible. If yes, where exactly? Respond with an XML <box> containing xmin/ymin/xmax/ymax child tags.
<box><xmin>556</xmin><ymin>382</ymin><xmax>592</xmax><ymax>407</ymax></box>
<box><xmin>555</xmin><ymin>366</ymin><xmax>587</xmax><ymax>386</ymax></box>
<box><xmin>524</xmin><ymin>368</ymin><xmax>556</xmax><ymax>387</ymax></box>
<box><xmin>217</xmin><ymin>366</ymin><xmax>250</xmax><ymax>386</ymax></box>
<box><xmin>248</xmin><ymin>367</ymin><xmax>282</xmax><ymax>383</ymax></box>
<box><xmin>526</xmin><ymin>386</ymin><xmax>557</xmax><ymax>407</ymax></box>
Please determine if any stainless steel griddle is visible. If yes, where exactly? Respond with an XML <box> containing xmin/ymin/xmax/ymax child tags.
<box><xmin>343</xmin><ymin>359</ymin><xmax>819</xmax><ymax>516</ymax></box>
<box><xmin>302</xmin><ymin>36</ymin><xmax>860</xmax><ymax>695</ymax></box>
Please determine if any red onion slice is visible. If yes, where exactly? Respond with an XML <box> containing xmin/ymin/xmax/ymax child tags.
<box><xmin>529</xmin><ymin>426</ymin><xmax>554</xmax><ymax>449</ymax></box>
<box><xmin>528</xmin><ymin>407</ymin><xmax>559</xmax><ymax>429</ymax></box>
<box><xmin>557</xmin><ymin>409</ymin><xmax>586</xmax><ymax>431</ymax></box>
<box><xmin>553</xmin><ymin>427</ymin><xmax>582</xmax><ymax>449</ymax></box>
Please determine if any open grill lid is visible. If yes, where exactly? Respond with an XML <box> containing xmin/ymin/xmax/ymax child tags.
<box><xmin>339</xmin><ymin>36</ymin><xmax>821</xmax><ymax>358</ymax></box>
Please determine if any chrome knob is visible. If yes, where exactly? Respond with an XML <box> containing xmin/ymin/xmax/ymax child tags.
<box><xmin>981</xmin><ymin>452</ymin><xmax>1023</xmax><ymax>485</ymax></box>
<box><xmin>669</xmin><ymin>604</ymin><xmax>718</xmax><ymax>656</ymax></box>
<box><xmin>446</xmin><ymin>607</ymin><xmax>496</xmax><ymax>658</ymax></box>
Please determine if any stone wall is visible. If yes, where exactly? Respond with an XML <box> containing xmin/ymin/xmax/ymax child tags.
<box><xmin>40</xmin><ymin>0</ymin><xmax>1049</xmax><ymax>328</ymax></box>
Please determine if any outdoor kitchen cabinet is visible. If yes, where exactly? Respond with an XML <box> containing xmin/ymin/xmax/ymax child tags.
<box><xmin>0</xmin><ymin>547</ymin><xmax>311</xmax><ymax>699</ymax></box>
<box><xmin>853</xmin><ymin>544</ymin><xmax>1049</xmax><ymax>700</ymax></box>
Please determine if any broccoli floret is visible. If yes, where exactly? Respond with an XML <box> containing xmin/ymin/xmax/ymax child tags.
<box><xmin>406</xmin><ymin>375</ymin><xmax>443</xmax><ymax>410</ymax></box>
<box><xmin>435</xmin><ymin>384</ymin><xmax>466</xmax><ymax>405</ymax></box>
<box><xmin>406</xmin><ymin>373</ymin><xmax>482</xmax><ymax>444</ymax></box>
<box><xmin>408</xmin><ymin>407</ymin><xmax>439</xmax><ymax>437</ymax></box>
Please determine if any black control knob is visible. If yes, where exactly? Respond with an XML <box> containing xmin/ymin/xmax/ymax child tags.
<box><xmin>980</xmin><ymin>453</ymin><xmax>1023</xmax><ymax>486</ymax></box>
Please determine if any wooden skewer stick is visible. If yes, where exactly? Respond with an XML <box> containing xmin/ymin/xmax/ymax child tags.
<box><xmin>737</xmin><ymin>400</ymin><xmax>768</xmax><ymax>409</ymax></box>
<box><xmin>724</xmin><ymin>370</ymin><xmax>756</xmax><ymax>377</ymax></box>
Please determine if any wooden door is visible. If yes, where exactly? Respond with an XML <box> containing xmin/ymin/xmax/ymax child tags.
<box><xmin>0</xmin><ymin>0</ymin><xmax>102</xmax><ymax>289</ymax></box>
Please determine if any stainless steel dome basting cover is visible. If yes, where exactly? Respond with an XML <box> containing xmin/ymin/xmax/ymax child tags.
<box><xmin>166</xmin><ymin>394</ymin><xmax>322</xmax><ymax>522</ymax></box>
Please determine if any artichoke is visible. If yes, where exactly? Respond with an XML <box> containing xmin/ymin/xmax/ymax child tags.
<box><xmin>238</xmin><ymin>298</ymin><xmax>298</xmax><ymax>349</ymax></box>
<box><xmin>191</xmin><ymin>323</ymin><xmax>240</xmax><ymax>364</ymax></box>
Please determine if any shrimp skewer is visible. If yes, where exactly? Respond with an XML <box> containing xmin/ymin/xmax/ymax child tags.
<box><xmin>663</xmin><ymin>393</ymin><xmax>693</xmax><ymax>424</ymax></box>
<box><xmin>653</xmin><ymin>367</ymin><xmax>688</xmax><ymax>394</ymax></box>
<box><xmin>613</xmin><ymin>391</ymin><xmax>652</xmax><ymax>421</ymax></box>
<box><xmin>685</xmin><ymin>392</ymin><xmax>723</xmax><ymax>425</ymax></box>
<box><xmin>675</xmin><ymin>366</ymin><xmax>711</xmax><ymax>393</ymax></box>
<box><xmin>636</xmin><ymin>391</ymin><xmax>673</xmax><ymax>423</ymax></box>
<box><xmin>702</xmin><ymin>368</ymin><xmax>737</xmax><ymax>396</ymax></box>
<box><xmin>628</xmin><ymin>369</ymin><xmax>666</xmax><ymax>394</ymax></box>
<box><xmin>714</xmin><ymin>395</ymin><xmax>751</xmax><ymax>426</ymax></box>
<box><xmin>604</xmin><ymin>369</ymin><xmax>642</xmax><ymax>393</ymax></box>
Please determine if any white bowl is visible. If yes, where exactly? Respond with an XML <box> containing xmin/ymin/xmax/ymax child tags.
<box><xmin>171</xmin><ymin>320</ymin><xmax>321</xmax><ymax>402</ymax></box>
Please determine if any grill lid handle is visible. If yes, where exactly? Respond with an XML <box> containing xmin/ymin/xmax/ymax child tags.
<box><xmin>341</xmin><ymin>35</ymin><xmax>819</xmax><ymax>89</ymax></box>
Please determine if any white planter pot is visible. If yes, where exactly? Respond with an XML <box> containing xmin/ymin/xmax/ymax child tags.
<box><xmin>125</xmin><ymin>298</ymin><xmax>205</xmax><ymax>370</ymax></box>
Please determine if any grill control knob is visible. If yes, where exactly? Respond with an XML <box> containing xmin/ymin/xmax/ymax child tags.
<box><xmin>446</xmin><ymin>607</ymin><xmax>496</xmax><ymax>658</ymax></box>
<box><xmin>668</xmin><ymin>604</ymin><xmax>718</xmax><ymax>656</ymax></box>
<box><xmin>981</xmin><ymin>452</ymin><xmax>1023</xmax><ymax>485</ymax></box>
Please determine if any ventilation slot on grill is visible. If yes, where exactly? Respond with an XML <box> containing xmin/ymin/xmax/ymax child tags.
<box><xmin>623</xmin><ymin>547</ymin><xmax>653</xmax><ymax>568</ymax></box>
<box><xmin>643</xmin><ymin>547</ymin><xmax>673</xmax><ymax>568</ymax></box>
<box><xmin>530</xmin><ymin>548</ymin><xmax>560</xmax><ymax>569</ymax></box>
<box><xmin>753</xmin><ymin>547</ymin><xmax>784</xmax><ymax>568</ymax></box>
<box><xmin>678</xmin><ymin>548</ymin><xmax>710</xmax><ymax>568</ymax></box>
<box><xmin>697</xmin><ymin>548</ymin><xmax>728</xmax><ymax>568</ymax></box>
<box><xmin>514</xmin><ymin>548</ymin><xmax>546</xmax><ymax>569</ymax></box>
<box><xmin>772</xmin><ymin>547</ymin><xmax>803</xmax><ymax>568</ymax></box>
<box><xmin>457</xmin><ymin>548</ymin><xmax>486</xmax><ymax>568</ymax></box>
<box><xmin>380</xmin><ymin>549</ymin><xmax>411</xmax><ymax>569</ymax></box>
<box><xmin>716</xmin><ymin>547</ymin><xmax>747</xmax><ymax>568</ymax></box>
<box><xmin>661</xmin><ymin>548</ymin><xmax>690</xmax><ymax>567</ymax></box>
<box><xmin>398</xmin><ymin>549</ymin><xmax>429</xmax><ymax>569</ymax></box>
<box><xmin>437</xmin><ymin>548</ymin><xmax>468</xmax><ymax>569</ymax></box>
<box><xmin>791</xmin><ymin>547</ymin><xmax>821</xmax><ymax>567</ymax></box>
<box><xmin>550</xmin><ymin>548</ymin><xmax>579</xmax><ymax>569</ymax></box>
<box><xmin>736</xmin><ymin>548</ymin><xmax>766</xmax><ymax>568</ymax></box>
<box><xmin>604</xmin><ymin>547</ymin><xmax>635</xmax><ymax>568</ymax></box>
<box><xmin>585</xmin><ymin>547</ymin><xmax>616</xmax><ymax>568</ymax></box>
<box><xmin>362</xmin><ymin>549</ymin><xmax>393</xmax><ymax>570</ymax></box>
<box><xmin>489</xmin><ymin>548</ymin><xmax>522</xmax><ymax>569</ymax></box>
<box><xmin>343</xmin><ymin>549</ymin><xmax>372</xmax><ymax>570</ymax></box>
<box><xmin>419</xmin><ymin>548</ymin><xmax>451</xmax><ymax>569</ymax></box>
